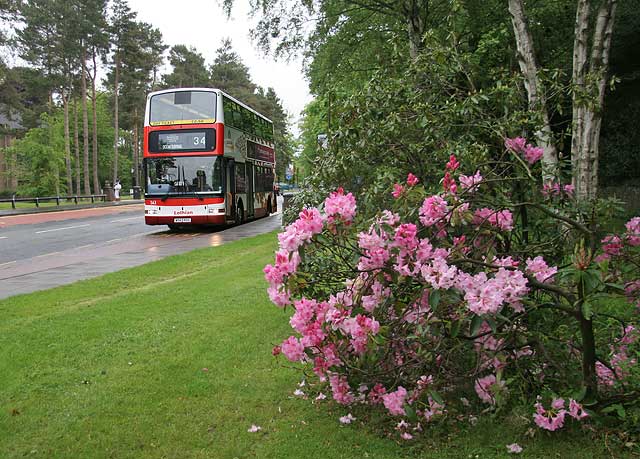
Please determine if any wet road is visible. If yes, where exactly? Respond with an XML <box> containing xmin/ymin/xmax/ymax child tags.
<box><xmin>0</xmin><ymin>202</ymin><xmax>282</xmax><ymax>300</ymax></box>
<box><xmin>0</xmin><ymin>205</ymin><xmax>154</xmax><ymax>263</ymax></box>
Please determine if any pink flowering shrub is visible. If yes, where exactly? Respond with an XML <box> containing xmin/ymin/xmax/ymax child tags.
<box><xmin>266</xmin><ymin>140</ymin><xmax>640</xmax><ymax>437</ymax></box>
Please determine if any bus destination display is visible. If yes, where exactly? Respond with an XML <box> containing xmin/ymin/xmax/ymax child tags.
<box><xmin>158</xmin><ymin>132</ymin><xmax>207</xmax><ymax>151</ymax></box>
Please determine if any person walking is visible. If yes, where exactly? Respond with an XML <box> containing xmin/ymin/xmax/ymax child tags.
<box><xmin>114</xmin><ymin>179</ymin><xmax>122</xmax><ymax>201</ymax></box>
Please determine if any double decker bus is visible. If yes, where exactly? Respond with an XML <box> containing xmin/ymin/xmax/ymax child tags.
<box><xmin>142</xmin><ymin>88</ymin><xmax>277</xmax><ymax>229</ymax></box>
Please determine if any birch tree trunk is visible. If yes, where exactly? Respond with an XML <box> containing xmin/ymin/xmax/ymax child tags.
<box><xmin>508</xmin><ymin>0</ymin><xmax>558</xmax><ymax>178</ymax></box>
<box><xmin>81</xmin><ymin>48</ymin><xmax>91</xmax><ymax>195</ymax></box>
<box><xmin>573</xmin><ymin>0</ymin><xmax>617</xmax><ymax>201</ymax></box>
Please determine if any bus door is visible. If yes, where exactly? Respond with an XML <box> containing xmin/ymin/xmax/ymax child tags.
<box><xmin>246</xmin><ymin>162</ymin><xmax>255</xmax><ymax>218</ymax></box>
<box><xmin>225</xmin><ymin>158</ymin><xmax>236</xmax><ymax>221</ymax></box>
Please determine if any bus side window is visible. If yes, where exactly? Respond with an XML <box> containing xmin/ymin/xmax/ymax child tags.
<box><xmin>223</xmin><ymin>97</ymin><xmax>234</xmax><ymax>128</ymax></box>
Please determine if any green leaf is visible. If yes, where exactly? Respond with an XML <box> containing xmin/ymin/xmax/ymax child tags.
<box><xmin>450</xmin><ymin>320</ymin><xmax>461</xmax><ymax>338</ymax></box>
<box><xmin>429</xmin><ymin>390</ymin><xmax>444</xmax><ymax>405</ymax></box>
<box><xmin>429</xmin><ymin>290</ymin><xmax>441</xmax><ymax>308</ymax></box>
<box><xmin>404</xmin><ymin>404</ymin><xmax>418</xmax><ymax>422</ymax></box>
<box><xmin>470</xmin><ymin>315</ymin><xmax>484</xmax><ymax>337</ymax></box>
<box><xmin>581</xmin><ymin>301</ymin><xmax>594</xmax><ymax>320</ymax></box>
<box><xmin>602</xmin><ymin>404</ymin><xmax>626</xmax><ymax>419</ymax></box>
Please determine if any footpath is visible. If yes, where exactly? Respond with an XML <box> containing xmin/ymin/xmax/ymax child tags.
<box><xmin>0</xmin><ymin>199</ymin><xmax>144</xmax><ymax>217</ymax></box>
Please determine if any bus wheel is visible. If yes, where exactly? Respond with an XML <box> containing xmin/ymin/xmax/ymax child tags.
<box><xmin>237</xmin><ymin>203</ymin><xmax>245</xmax><ymax>224</ymax></box>
<box><xmin>168</xmin><ymin>224</ymin><xmax>179</xmax><ymax>231</ymax></box>
<box><xmin>267</xmin><ymin>198</ymin><xmax>272</xmax><ymax>215</ymax></box>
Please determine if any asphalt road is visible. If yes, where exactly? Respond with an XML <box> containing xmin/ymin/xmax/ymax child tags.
<box><xmin>0</xmin><ymin>205</ymin><xmax>156</xmax><ymax>263</ymax></box>
<box><xmin>0</xmin><ymin>200</ymin><xmax>283</xmax><ymax>300</ymax></box>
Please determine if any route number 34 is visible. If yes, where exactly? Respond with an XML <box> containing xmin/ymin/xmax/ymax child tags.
<box><xmin>193</xmin><ymin>136</ymin><xmax>206</xmax><ymax>146</ymax></box>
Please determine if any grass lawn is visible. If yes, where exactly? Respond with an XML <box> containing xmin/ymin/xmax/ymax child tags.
<box><xmin>0</xmin><ymin>232</ymin><xmax>631</xmax><ymax>458</ymax></box>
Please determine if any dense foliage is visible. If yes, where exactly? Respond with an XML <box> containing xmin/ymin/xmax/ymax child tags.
<box><xmin>0</xmin><ymin>0</ymin><xmax>295</xmax><ymax>196</ymax></box>
<box><xmin>267</xmin><ymin>143</ymin><xmax>640</xmax><ymax>438</ymax></box>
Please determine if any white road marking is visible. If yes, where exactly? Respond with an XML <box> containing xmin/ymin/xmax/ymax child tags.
<box><xmin>35</xmin><ymin>251</ymin><xmax>62</xmax><ymax>258</ymax></box>
<box><xmin>110</xmin><ymin>216</ymin><xmax>142</xmax><ymax>223</ymax></box>
<box><xmin>0</xmin><ymin>236</ymin><xmax>7</xmax><ymax>240</ymax></box>
<box><xmin>35</xmin><ymin>224</ymin><xmax>90</xmax><ymax>234</ymax></box>
<box><xmin>105</xmin><ymin>238</ymin><xmax>121</xmax><ymax>243</ymax></box>
<box><xmin>76</xmin><ymin>244</ymin><xmax>94</xmax><ymax>250</ymax></box>
<box><xmin>0</xmin><ymin>260</ymin><xmax>16</xmax><ymax>267</ymax></box>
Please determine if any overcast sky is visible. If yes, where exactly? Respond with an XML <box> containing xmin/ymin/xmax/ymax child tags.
<box><xmin>127</xmin><ymin>0</ymin><xmax>312</xmax><ymax>135</ymax></box>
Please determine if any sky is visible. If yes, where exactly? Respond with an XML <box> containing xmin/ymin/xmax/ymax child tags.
<box><xmin>127</xmin><ymin>0</ymin><xmax>312</xmax><ymax>135</ymax></box>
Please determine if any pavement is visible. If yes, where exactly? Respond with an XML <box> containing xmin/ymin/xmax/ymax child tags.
<box><xmin>0</xmin><ymin>199</ymin><xmax>284</xmax><ymax>301</ymax></box>
<box><xmin>0</xmin><ymin>199</ymin><xmax>145</xmax><ymax>217</ymax></box>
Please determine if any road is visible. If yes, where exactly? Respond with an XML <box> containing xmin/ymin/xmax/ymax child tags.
<box><xmin>0</xmin><ymin>202</ymin><xmax>283</xmax><ymax>300</ymax></box>
<box><xmin>0</xmin><ymin>205</ymin><xmax>155</xmax><ymax>263</ymax></box>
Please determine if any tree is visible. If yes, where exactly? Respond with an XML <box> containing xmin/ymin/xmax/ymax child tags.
<box><xmin>509</xmin><ymin>0</ymin><xmax>618</xmax><ymax>200</ymax></box>
<box><xmin>107</xmin><ymin>0</ymin><xmax>136</xmax><ymax>183</ymax></box>
<box><xmin>209</xmin><ymin>38</ymin><xmax>256</xmax><ymax>100</ymax></box>
<box><xmin>162</xmin><ymin>45</ymin><xmax>210</xmax><ymax>88</ymax></box>
<box><xmin>222</xmin><ymin>0</ymin><xmax>429</xmax><ymax>60</ymax></box>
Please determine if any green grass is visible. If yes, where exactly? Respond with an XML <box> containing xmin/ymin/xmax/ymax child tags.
<box><xmin>0</xmin><ymin>233</ymin><xmax>631</xmax><ymax>458</ymax></box>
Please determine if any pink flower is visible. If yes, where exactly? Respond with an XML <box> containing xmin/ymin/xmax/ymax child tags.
<box><xmin>568</xmin><ymin>399</ymin><xmax>588</xmax><ymax>420</ymax></box>
<box><xmin>446</xmin><ymin>154</ymin><xmax>460</xmax><ymax>171</ymax></box>
<box><xmin>625</xmin><ymin>217</ymin><xmax>640</xmax><ymax>246</ymax></box>
<box><xmin>443</xmin><ymin>171</ymin><xmax>457</xmax><ymax>194</ymax></box>
<box><xmin>281</xmin><ymin>336</ymin><xmax>305</xmax><ymax>362</ymax></box>
<box><xmin>533</xmin><ymin>399</ymin><xmax>572</xmax><ymax>431</ymax></box>
<box><xmin>267</xmin><ymin>285</ymin><xmax>290</xmax><ymax>307</ymax></box>
<box><xmin>601</xmin><ymin>235</ymin><xmax>624</xmax><ymax>257</ymax></box>
<box><xmin>504</xmin><ymin>137</ymin><xmax>527</xmax><ymax>152</ymax></box>
<box><xmin>392</xmin><ymin>183</ymin><xmax>405</xmax><ymax>199</ymax></box>
<box><xmin>248</xmin><ymin>424</ymin><xmax>262</xmax><ymax>432</ymax></box>
<box><xmin>295</xmin><ymin>207</ymin><xmax>324</xmax><ymax>235</ymax></box>
<box><xmin>329</xmin><ymin>374</ymin><xmax>355</xmax><ymax>405</ymax></box>
<box><xmin>524</xmin><ymin>145</ymin><xmax>543</xmax><ymax>164</ymax></box>
<box><xmin>419</xmin><ymin>195</ymin><xmax>448</xmax><ymax>227</ymax></box>
<box><xmin>400</xmin><ymin>432</ymin><xmax>413</xmax><ymax>440</ymax></box>
<box><xmin>474</xmin><ymin>374</ymin><xmax>504</xmax><ymax>405</ymax></box>
<box><xmin>473</xmin><ymin>208</ymin><xmax>513</xmax><ymax>231</ymax></box>
<box><xmin>459</xmin><ymin>171</ymin><xmax>483</xmax><ymax>192</ymax></box>
<box><xmin>290</xmin><ymin>298</ymin><xmax>318</xmax><ymax>333</ymax></box>
<box><xmin>526</xmin><ymin>256</ymin><xmax>558</xmax><ymax>283</ymax></box>
<box><xmin>368</xmin><ymin>383</ymin><xmax>387</xmax><ymax>404</ymax></box>
<box><xmin>423</xmin><ymin>396</ymin><xmax>445</xmax><ymax>421</ymax></box>
<box><xmin>506</xmin><ymin>443</ymin><xmax>523</xmax><ymax>454</ymax></box>
<box><xmin>542</xmin><ymin>182</ymin><xmax>561</xmax><ymax>198</ymax></box>
<box><xmin>505</xmin><ymin>137</ymin><xmax>543</xmax><ymax>164</ymax></box>
<box><xmin>339</xmin><ymin>413</ymin><xmax>356</xmax><ymax>424</ymax></box>
<box><xmin>465</xmin><ymin>280</ymin><xmax>505</xmax><ymax>315</ymax></box>
<box><xmin>563</xmin><ymin>184</ymin><xmax>575</xmax><ymax>196</ymax></box>
<box><xmin>551</xmin><ymin>398</ymin><xmax>565</xmax><ymax>410</ymax></box>
<box><xmin>324</xmin><ymin>188</ymin><xmax>357</xmax><ymax>225</ymax></box>
<box><xmin>382</xmin><ymin>386</ymin><xmax>408</xmax><ymax>416</ymax></box>
<box><xmin>407</xmin><ymin>173</ymin><xmax>419</xmax><ymax>186</ymax></box>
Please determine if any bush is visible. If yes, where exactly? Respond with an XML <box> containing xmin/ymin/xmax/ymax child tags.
<box><xmin>265</xmin><ymin>139</ymin><xmax>640</xmax><ymax>438</ymax></box>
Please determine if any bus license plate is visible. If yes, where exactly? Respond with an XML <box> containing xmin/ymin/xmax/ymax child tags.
<box><xmin>174</xmin><ymin>218</ymin><xmax>191</xmax><ymax>223</ymax></box>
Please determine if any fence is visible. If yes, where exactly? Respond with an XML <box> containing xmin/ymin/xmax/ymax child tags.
<box><xmin>0</xmin><ymin>194</ymin><xmax>107</xmax><ymax>209</ymax></box>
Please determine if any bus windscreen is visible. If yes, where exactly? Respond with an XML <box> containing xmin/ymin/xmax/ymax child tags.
<box><xmin>149</xmin><ymin>91</ymin><xmax>217</xmax><ymax>125</ymax></box>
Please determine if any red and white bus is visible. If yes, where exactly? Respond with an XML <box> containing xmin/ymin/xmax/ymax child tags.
<box><xmin>142</xmin><ymin>88</ymin><xmax>277</xmax><ymax>229</ymax></box>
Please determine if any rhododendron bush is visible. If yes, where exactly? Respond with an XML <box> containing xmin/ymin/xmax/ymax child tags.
<box><xmin>265</xmin><ymin>140</ymin><xmax>640</xmax><ymax>436</ymax></box>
